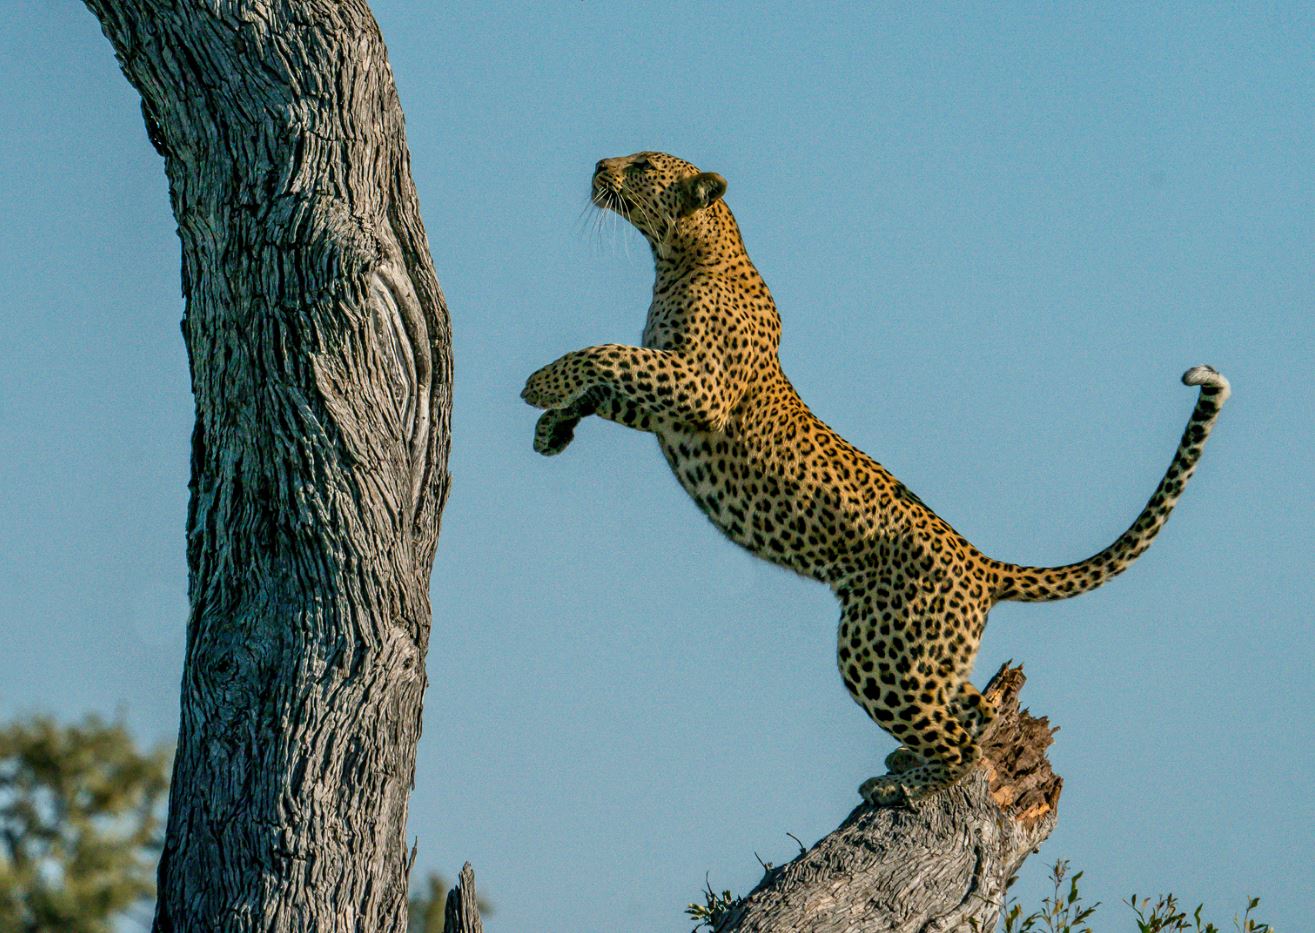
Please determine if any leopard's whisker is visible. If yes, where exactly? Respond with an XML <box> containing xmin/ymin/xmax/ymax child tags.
<box><xmin>573</xmin><ymin>197</ymin><xmax>597</xmax><ymax>237</ymax></box>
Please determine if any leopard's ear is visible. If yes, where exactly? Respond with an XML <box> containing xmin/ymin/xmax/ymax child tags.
<box><xmin>680</xmin><ymin>172</ymin><xmax>727</xmax><ymax>215</ymax></box>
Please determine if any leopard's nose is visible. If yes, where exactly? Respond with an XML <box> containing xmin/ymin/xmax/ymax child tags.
<box><xmin>594</xmin><ymin>160</ymin><xmax>608</xmax><ymax>176</ymax></box>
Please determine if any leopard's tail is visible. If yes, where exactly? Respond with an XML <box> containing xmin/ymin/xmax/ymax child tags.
<box><xmin>992</xmin><ymin>366</ymin><xmax>1229</xmax><ymax>603</ymax></box>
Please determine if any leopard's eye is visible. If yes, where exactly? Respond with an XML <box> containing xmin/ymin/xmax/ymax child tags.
<box><xmin>627</xmin><ymin>159</ymin><xmax>650</xmax><ymax>174</ymax></box>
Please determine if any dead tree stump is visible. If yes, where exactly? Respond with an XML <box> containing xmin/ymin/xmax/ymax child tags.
<box><xmin>712</xmin><ymin>664</ymin><xmax>1061</xmax><ymax>932</ymax></box>
<box><xmin>442</xmin><ymin>863</ymin><xmax>484</xmax><ymax>933</ymax></box>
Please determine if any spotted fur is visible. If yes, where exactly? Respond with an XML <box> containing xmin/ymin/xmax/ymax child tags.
<box><xmin>522</xmin><ymin>152</ymin><xmax>1230</xmax><ymax>804</ymax></box>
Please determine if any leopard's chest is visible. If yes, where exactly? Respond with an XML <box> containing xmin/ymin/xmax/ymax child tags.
<box><xmin>641</xmin><ymin>285</ymin><xmax>717</xmax><ymax>350</ymax></box>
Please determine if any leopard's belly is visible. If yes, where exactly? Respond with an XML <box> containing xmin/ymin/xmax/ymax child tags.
<box><xmin>655</xmin><ymin>411</ymin><xmax>909</xmax><ymax>584</ymax></box>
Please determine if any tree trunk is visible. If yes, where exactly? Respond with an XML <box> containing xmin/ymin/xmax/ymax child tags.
<box><xmin>80</xmin><ymin>3</ymin><xmax>452</xmax><ymax>930</ymax></box>
<box><xmin>713</xmin><ymin>665</ymin><xmax>1061</xmax><ymax>933</ymax></box>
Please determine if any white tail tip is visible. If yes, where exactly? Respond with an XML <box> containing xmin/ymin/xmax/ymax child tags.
<box><xmin>1182</xmin><ymin>364</ymin><xmax>1230</xmax><ymax>398</ymax></box>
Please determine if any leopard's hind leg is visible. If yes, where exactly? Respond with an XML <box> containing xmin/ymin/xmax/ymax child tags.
<box><xmin>949</xmin><ymin>680</ymin><xmax>997</xmax><ymax>737</ymax></box>
<box><xmin>836</xmin><ymin>575</ymin><xmax>989</xmax><ymax>804</ymax></box>
<box><xmin>886</xmin><ymin>682</ymin><xmax>996</xmax><ymax>775</ymax></box>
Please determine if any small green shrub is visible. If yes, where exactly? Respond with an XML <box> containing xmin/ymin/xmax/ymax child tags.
<box><xmin>999</xmin><ymin>860</ymin><xmax>1098</xmax><ymax>933</ymax></box>
<box><xmin>685</xmin><ymin>877</ymin><xmax>740</xmax><ymax>932</ymax></box>
<box><xmin>998</xmin><ymin>860</ymin><xmax>1272</xmax><ymax>933</ymax></box>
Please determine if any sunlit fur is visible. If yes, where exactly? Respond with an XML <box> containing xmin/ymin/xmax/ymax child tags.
<box><xmin>523</xmin><ymin>151</ymin><xmax>1230</xmax><ymax>804</ymax></box>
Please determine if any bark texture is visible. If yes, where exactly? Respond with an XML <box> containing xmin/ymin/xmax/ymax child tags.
<box><xmin>714</xmin><ymin>665</ymin><xmax>1060</xmax><ymax>933</ymax></box>
<box><xmin>81</xmin><ymin>3</ymin><xmax>452</xmax><ymax>930</ymax></box>
<box><xmin>441</xmin><ymin>864</ymin><xmax>484</xmax><ymax>933</ymax></box>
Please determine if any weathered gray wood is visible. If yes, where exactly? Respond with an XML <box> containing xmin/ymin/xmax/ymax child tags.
<box><xmin>714</xmin><ymin>666</ymin><xmax>1060</xmax><ymax>932</ymax></box>
<box><xmin>79</xmin><ymin>3</ymin><xmax>452</xmax><ymax>930</ymax></box>
<box><xmin>441</xmin><ymin>863</ymin><xmax>484</xmax><ymax>933</ymax></box>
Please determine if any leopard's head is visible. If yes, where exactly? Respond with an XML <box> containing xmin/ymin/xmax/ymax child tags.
<box><xmin>591</xmin><ymin>151</ymin><xmax>727</xmax><ymax>252</ymax></box>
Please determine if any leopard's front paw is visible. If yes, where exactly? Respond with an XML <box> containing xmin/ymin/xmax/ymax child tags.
<box><xmin>521</xmin><ymin>362</ymin><xmax>581</xmax><ymax>410</ymax></box>
<box><xmin>534</xmin><ymin>410</ymin><xmax>580</xmax><ymax>456</ymax></box>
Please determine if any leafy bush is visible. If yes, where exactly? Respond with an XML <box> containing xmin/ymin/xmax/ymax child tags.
<box><xmin>999</xmin><ymin>861</ymin><xmax>1272</xmax><ymax>933</ymax></box>
<box><xmin>0</xmin><ymin>714</ymin><xmax>170</xmax><ymax>933</ymax></box>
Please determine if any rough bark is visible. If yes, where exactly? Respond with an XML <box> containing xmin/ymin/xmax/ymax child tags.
<box><xmin>80</xmin><ymin>3</ymin><xmax>452</xmax><ymax>930</ymax></box>
<box><xmin>713</xmin><ymin>665</ymin><xmax>1061</xmax><ymax>933</ymax></box>
<box><xmin>441</xmin><ymin>864</ymin><xmax>484</xmax><ymax>933</ymax></box>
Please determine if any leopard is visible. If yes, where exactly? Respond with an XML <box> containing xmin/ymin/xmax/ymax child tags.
<box><xmin>521</xmin><ymin>150</ymin><xmax>1230</xmax><ymax>805</ymax></box>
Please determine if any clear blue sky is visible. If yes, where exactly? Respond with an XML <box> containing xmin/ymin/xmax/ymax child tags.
<box><xmin>2</xmin><ymin>3</ymin><xmax>1311</xmax><ymax>930</ymax></box>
